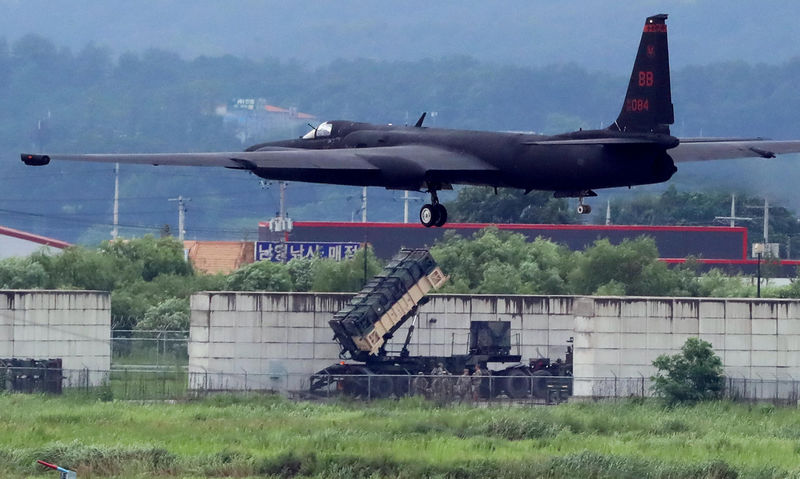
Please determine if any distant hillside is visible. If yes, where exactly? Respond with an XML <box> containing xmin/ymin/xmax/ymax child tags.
<box><xmin>0</xmin><ymin>1</ymin><xmax>799</xmax><ymax>71</ymax></box>
<box><xmin>1</xmin><ymin>29</ymin><xmax>799</xmax><ymax>244</ymax></box>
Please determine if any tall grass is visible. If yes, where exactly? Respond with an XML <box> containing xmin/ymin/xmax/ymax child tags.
<box><xmin>1</xmin><ymin>394</ymin><xmax>799</xmax><ymax>478</ymax></box>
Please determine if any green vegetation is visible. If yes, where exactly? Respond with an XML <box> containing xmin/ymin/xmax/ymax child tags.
<box><xmin>446</xmin><ymin>187</ymin><xmax>576</xmax><ymax>224</ymax></box>
<box><xmin>431</xmin><ymin>227</ymin><xmax>770</xmax><ymax>297</ymax></box>
<box><xmin>0</xmin><ymin>237</ymin><xmax>381</xmax><ymax>330</ymax></box>
<box><xmin>1</xmin><ymin>394</ymin><xmax>799</xmax><ymax>478</ymax></box>
<box><xmin>652</xmin><ymin>338</ymin><xmax>725</xmax><ymax>405</ymax></box>
<box><xmin>608</xmin><ymin>186</ymin><xmax>800</xmax><ymax>256</ymax></box>
<box><xmin>3</xmin><ymin>231</ymin><xmax>800</xmax><ymax>332</ymax></box>
<box><xmin>447</xmin><ymin>185</ymin><xmax>800</xmax><ymax>260</ymax></box>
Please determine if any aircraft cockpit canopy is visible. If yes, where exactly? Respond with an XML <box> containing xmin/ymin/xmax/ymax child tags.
<box><xmin>302</xmin><ymin>121</ymin><xmax>333</xmax><ymax>139</ymax></box>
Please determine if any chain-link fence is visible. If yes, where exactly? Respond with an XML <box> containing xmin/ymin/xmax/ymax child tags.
<box><xmin>111</xmin><ymin>330</ymin><xmax>188</xmax><ymax>367</ymax></box>
<box><xmin>4</xmin><ymin>367</ymin><xmax>800</xmax><ymax>405</ymax></box>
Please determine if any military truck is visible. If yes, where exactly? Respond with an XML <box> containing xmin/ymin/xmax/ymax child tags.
<box><xmin>310</xmin><ymin>249</ymin><xmax>572</xmax><ymax>400</ymax></box>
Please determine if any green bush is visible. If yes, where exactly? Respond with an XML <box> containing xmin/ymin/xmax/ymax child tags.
<box><xmin>651</xmin><ymin>337</ymin><xmax>724</xmax><ymax>404</ymax></box>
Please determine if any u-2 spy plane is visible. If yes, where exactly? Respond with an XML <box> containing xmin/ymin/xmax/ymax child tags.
<box><xmin>22</xmin><ymin>14</ymin><xmax>800</xmax><ymax>227</ymax></box>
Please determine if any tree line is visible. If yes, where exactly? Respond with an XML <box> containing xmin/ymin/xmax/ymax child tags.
<box><xmin>2</xmin><ymin>230</ymin><xmax>798</xmax><ymax>331</ymax></box>
<box><xmin>446</xmin><ymin>185</ymin><xmax>800</xmax><ymax>258</ymax></box>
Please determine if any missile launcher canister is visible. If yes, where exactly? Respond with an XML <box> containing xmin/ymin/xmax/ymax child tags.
<box><xmin>329</xmin><ymin>249</ymin><xmax>447</xmax><ymax>358</ymax></box>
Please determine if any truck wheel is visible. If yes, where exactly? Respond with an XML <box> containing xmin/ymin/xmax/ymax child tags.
<box><xmin>503</xmin><ymin>369</ymin><xmax>531</xmax><ymax>399</ymax></box>
<box><xmin>393</xmin><ymin>375</ymin><xmax>411</xmax><ymax>397</ymax></box>
<box><xmin>532</xmin><ymin>370</ymin><xmax>552</xmax><ymax>399</ymax></box>
<box><xmin>369</xmin><ymin>374</ymin><xmax>395</xmax><ymax>399</ymax></box>
<box><xmin>342</xmin><ymin>366</ymin><xmax>370</xmax><ymax>397</ymax></box>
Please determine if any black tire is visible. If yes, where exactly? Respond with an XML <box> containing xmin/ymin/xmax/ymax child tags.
<box><xmin>420</xmin><ymin>204</ymin><xmax>438</xmax><ymax>227</ymax></box>
<box><xmin>342</xmin><ymin>366</ymin><xmax>370</xmax><ymax>397</ymax></box>
<box><xmin>532</xmin><ymin>370</ymin><xmax>552</xmax><ymax>399</ymax></box>
<box><xmin>393</xmin><ymin>375</ymin><xmax>411</xmax><ymax>397</ymax></box>
<box><xmin>503</xmin><ymin>368</ymin><xmax>532</xmax><ymax>399</ymax></box>
<box><xmin>433</xmin><ymin>204</ymin><xmax>447</xmax><ymax>227</ymax></box>
<box><xmin>369</xmin><ymin>375</ymin><xmax>395</xmax><ymax>399</ymax></box>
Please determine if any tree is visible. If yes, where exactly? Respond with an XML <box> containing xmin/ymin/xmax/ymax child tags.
<box><xmin>651</xmin><ymin>337</ymin><xmax>724</xmax><ymax>404</ymax></box>
<box><xmin>310</xmin><ymin>247</ymin><xmax>382</xmax><ymax>292</ymax></box>
<box><xmin>136</xmin><ymin>298</ymin><xmax>190</xmax><ymax>331</ymax></box>
<box><xmin>446</xmin><ymin>186</ymin><xmax>575</xmax><ymax>224</ymax></box>
<box><xmin>0</xmin><ymin>256</ymin><xmax>47</xmax><ymax>289</ymax></box>
<box><xmin>225</xmin><ymin>260</ymin><xmax>293</xmax><ymax>291</ymax></box>
<box><xmin>568</xmin><ymin>237</ymin><xmax>678</xmax><ymax>296</ymax></box>
<box><xmin>100</xmin><ymin>236</ymin><xmax>193</xmax><ymax>281</ymax></box>
<box><xmin>430</xmin><ymin>228</ymin><xmax>573</xmax><ymax>294</ymax></box>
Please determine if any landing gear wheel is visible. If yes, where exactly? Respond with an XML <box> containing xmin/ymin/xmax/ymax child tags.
<box><xmin>433</xmin><ymin>204</ymin><xmax>447</xmax><ymax>227</ymax></box>
<box><xmin>577</xmin><ymin>204</ymin><xmax>592</xmax><ymax>215</ymax></box>
<box><xmin>420</xmin><ymin>204</ymin><xmax>438</xmax><ymax>227</ymax></box>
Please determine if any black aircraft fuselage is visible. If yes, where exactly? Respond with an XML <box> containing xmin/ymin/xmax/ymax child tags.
<box><xmin>249</xmin><ymin>122</ymin><xmax>679</xmax><ymax>193</ymax></box>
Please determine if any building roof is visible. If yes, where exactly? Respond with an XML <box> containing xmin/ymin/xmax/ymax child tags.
<box><xmin>263</xmin><ymin>104</ymin><xmax>316</xmax><ymax>119</ymax></box>
<box><xmin>264</xmin><ymin>105</ymin><xmax>290</xmax><ymax>113</ymax></box>
<box><xmin>184</xmin><ymin>241</ymin><xmax>254</xmax><ymax>274</ymax></box>
<box><xmin>0</xmin><ymin>225</ymin><xmax>70</xmax><ymax>249</ymax></box>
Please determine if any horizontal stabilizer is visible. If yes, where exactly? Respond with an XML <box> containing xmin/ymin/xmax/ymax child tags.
<box><xmin>671</xmin><ymin>139</ymin><xmax>800</xmax><ymax>162</ymax></box>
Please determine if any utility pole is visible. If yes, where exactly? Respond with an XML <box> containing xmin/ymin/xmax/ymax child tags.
<box><xmin>402</xmin><ymin>190</ymin><xmax>423</xmax><ymax>223</ymax></box>
<box><xmin>280</xmin><ymin>181</ymin><xmax>289</xmax><ymax>242</ymax></box>
<box><xmin>404</xmin><ymin>190</ymin><xmax>409</xmax><ymax>224</ymax></box>
<box><xmin>111</xmin><ymin>163</ymin><xmax>119</xmax><ymax>240</ymax></box>
<box><xmin>715</xmin><ymin>194</ymin><xmax>752</xmax><ymax>227</ymax></box>
<box><xmin>168</xmin><ymin>195</ymin><xmax>190</xmax><ymax>241</ymax></box>
<box><xmin>279</xmin><ymin>182</ymin><xmax>286</xmax><ymax>220</ymax></box>
<box><xmin>763</xmin><ymin>198</ymin><xmax>769</xmax><ymax>244</ymax></box>
<box><xmin>361</xmin><ymin>186</ymin><xmax>367</xmax><ymax>223</ymax></box>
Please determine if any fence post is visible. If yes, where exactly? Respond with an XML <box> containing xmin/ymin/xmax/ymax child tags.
<box><xmin>611</xmin><ymin>371</ymin><xmax>617</xmax><ymax>400</ymax></box>
<box><xmin>639</xmin><ymin>372</ymin><xmax>645</xmax><ymax>398</ymax></box>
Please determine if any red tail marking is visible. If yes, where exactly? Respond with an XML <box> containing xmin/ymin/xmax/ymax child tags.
<box><xmin>643</xmin><ymin>24</ymin><xmax>667</xmax><ymax>33</ymax></box>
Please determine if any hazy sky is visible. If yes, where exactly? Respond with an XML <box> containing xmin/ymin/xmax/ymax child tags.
<box><xmin>1</xmin><ymin>1</ymin><xmax>799</xmax><ymax>73</ymax></box>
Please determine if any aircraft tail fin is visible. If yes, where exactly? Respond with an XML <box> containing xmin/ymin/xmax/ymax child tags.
<box><xmin>609</xmin><ymin>14</ymin><xmax>674</xmax><ymax>134</ymax></box>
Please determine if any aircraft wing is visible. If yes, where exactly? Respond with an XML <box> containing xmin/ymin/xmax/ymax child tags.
<box><xmin>670</xmin><ymin>139</ymin><xmax>800</xmax><ymax>162</ymax></box>
<box><xmin>22</xmin><ymin>144</ymin><xmax>495</xmax><ymax>187</ymax></box>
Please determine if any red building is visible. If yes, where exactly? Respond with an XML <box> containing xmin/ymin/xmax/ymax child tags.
<box><xmin>256</xmin><ymin>221</ymin><xmax>792</xmax><ymax>275</ymax></box>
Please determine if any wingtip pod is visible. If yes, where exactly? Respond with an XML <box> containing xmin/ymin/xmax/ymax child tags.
<box><xmin>21</xmin><ymin>153</ymin><xmax>50</xmax><ymax>166</ymax></box>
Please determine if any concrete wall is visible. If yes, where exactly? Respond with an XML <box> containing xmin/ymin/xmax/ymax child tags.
<box><xmin>0</xmin><ymin>290</ymin><xmax>111</xmax><ymax>386</ymax></box>
<box><xmin>573</xmin><ymin>297</ymin><xmax>800</xmax><ymax>399</ymax></box>
<box><xmin>188</xmin><ymin>292</ymin><xmax>574</xmax><ymax>391</ymax></box>
<box><xmin>190</xmin><ymin>292</ymin><xmax>800</xmax><ymax>400</ymax></box>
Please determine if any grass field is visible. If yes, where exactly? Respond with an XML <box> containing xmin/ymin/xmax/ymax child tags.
<box><xmin>1</xmin><ymin>393</ymin><xmax>799</xmax><ymax>478</ymax></box>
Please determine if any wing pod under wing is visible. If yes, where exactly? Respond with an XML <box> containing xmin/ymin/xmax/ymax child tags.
<box><xmin>670</xmin><ymin>139</ymin><xmax>800</xmax><ymax>162</ymax></box>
